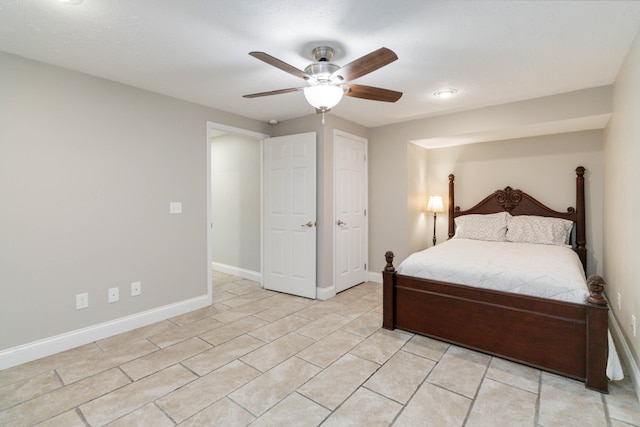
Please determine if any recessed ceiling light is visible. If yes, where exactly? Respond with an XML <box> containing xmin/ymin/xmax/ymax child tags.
<box><xmin>434</xmin><ymin>88</ymin><xmax>458</xmax><ymax>99</ymax></box>
<box><xmin>57</xmin><ymin>0</ymin><xmax>84</xmax><ymax>5</ymax></box>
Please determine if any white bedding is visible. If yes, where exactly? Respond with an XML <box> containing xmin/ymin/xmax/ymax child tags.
<box><xmin>396</xmin><ymin>238</ymin><xmax>624</xmax><ymax>380</ymax></box>
<box><xmin>397</xmin><ymin>239</ymin><xmax>589</xmax><ymax>303</ymax></box>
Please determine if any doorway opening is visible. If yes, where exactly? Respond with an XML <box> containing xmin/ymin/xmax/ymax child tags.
<box><xmin>206</xmin><ymin>122</ymin><xmax>268</xmax><ymax>296</ymax></box>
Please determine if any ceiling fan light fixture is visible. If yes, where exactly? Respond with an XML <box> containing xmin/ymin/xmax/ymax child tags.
<box><xmin>303</xmin><ymin>84</ymin><xmax>344</xmax><ymax>111</ymax></box>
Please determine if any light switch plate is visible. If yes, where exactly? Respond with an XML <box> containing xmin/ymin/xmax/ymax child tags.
<box><xmin>170</xmin><ymin>202</ymin><xmax>182</xmax><ymax>214</ymax></box>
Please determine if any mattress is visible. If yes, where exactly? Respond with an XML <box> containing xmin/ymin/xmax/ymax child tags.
<box><xmin>397</xmin><ymin>238</ymin><xmax>589</xmax><ymax>304</ymax></box>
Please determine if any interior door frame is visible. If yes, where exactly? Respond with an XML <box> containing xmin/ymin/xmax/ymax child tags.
<box><xmin>206</xmin><ymin>121</ymin><xmax>269</xmax><ymax>297</ymax></box>
<box><xmin>333</xmin><ymin>129</ymin><xmax>369</xmax><ymax>292</ymax></box>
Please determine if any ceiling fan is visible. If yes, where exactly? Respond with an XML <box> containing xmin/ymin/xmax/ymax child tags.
<box><xmin>243</xmin><ymin>46</ymin><xmax>403</xmax><ymax>117</ymax></box>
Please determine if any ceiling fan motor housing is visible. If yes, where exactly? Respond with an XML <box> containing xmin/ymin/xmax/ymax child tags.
<box><xmin>305</xmin><ymin>46</ymin><xmax>342</xmax><ymax>83</ymax></box>
<box><xmin>305</xmin><ymin>62</ymin><xmax>340</xmax><ymax>83</ymax></box>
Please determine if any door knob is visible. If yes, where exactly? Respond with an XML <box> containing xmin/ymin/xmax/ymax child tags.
<box><xmin>301</xmin><ymin>221</ymin><xmax>315</xmax><ymax>227</ymax></box>
<box><xmin>336</xmin><ymin>220</ymin><xmax>347</xmax><ymax>226</ymax></box>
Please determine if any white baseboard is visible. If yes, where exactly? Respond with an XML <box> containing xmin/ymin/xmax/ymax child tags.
<box><xmin>368</xmin><ymin>271</ymin><xmax>383</xmax><ymax>284</ymax></box>
<box><xmin>0</xmin><ymin>294</ymin><xmax>210</xmax><ymax>371</ymax></box>
<box><xmin>211</xmin><ymin>262</ymin><xmax>261</xmax><ymax>283</ymax></box>
<box><xmin>609</xmin><ymin>311</ymin><xmax>640</xmax><ymax>403</ymax></box>
<box><xmin>316</xmin><ymin>286</ymin><xmax>335</xmax><ymax>300</ymax></box>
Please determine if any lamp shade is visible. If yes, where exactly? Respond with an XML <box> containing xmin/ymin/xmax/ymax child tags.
<box><xmin>427</xmin><ymin>195</ymin><xmax>445</xmax><ymax>213</ymax></box>
<box><xmin>303</xmin><ymin>84</ymin><xmax>344</xmax><ymax>110</ymax></box>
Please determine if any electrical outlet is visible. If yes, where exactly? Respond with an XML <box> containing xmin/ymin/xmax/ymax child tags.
<box><xmin>131</xmin><ymin>281</ymin><xmax>141</xmax><ymax>297</ymax></box>
<box><xmin>108</xmin><ymin>287</ymin><xmax>119</xmax><ymax>303</ymax></box>
<box><xmin>633</xmin><ymin>315</ymin><xmax>637</xmax><ymax>337</ymax></box>
<box><xmin>617</xmin><ymin>292</ymin><xmax>621</xmax><ymax>310</ymax></box>
<box><xmin>76</xmin><ymin>293</ymin><xmax>88</xmax><ymax>310</ymax></box>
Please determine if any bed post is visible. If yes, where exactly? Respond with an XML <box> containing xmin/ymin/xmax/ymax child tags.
<box><xmin>576</xmin><ymin>166</ymin><xmax>587</xmax><ymax>271</ymax></box>
<box><xmin>382</xmin><ymin>251</ymin><xmax>396</xmax><ymax>330</ymax></box>
<box><xmin>585</xmin><ymin>274</ymin><xmax>609</xmax><ymax>393</ymax></box>
<box><xmin>448</xmin><ymin>174</ymin><xmax>455</xmax><ymax>239</ymax></box>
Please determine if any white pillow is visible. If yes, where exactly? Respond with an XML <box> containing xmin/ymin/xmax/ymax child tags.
<box><xmin>453</xmin><ymin>212</ymin><xmax>511</xmax><ymax>242</ymax></box>
<box><xmin>506</xmin><ymin>215</ymin><xmax>574</xmax><ymax>246</ymax></box>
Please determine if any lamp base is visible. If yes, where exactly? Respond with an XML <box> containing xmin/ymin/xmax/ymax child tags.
<box><xmin>432</xmin><ymin>213</ymin><xmax>438</xmax><ymax>246</ymax></box>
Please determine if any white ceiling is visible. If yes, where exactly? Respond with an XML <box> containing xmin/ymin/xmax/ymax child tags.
<box><xmin>2</xmin><ymin>0</ymin><xmax>640</xmax><ymax>130</ymax></box>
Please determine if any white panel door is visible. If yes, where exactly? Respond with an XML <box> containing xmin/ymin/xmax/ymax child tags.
<box><xmin>263</xmin><ymin>132</ymin><xmax>317</xmax><ymax>298</ymax></box>
<box><xmin>334</xmin><ymin>131</ymin><xmax>367</xmax><ymax>293</ymax></box>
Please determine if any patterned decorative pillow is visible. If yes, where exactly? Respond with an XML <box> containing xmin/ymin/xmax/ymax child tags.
<box><xmin>506</xmin><ymin>215</ymin><xmax>574</xmax><ymax>246</ymax></box>
<box><xmin>453</xmin><ymin>212</ymin><xmax>511</xmax><ymax>242</ymax></box>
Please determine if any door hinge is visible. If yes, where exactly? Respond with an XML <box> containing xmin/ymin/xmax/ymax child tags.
<box><xmin>364</xmin><ymin>154</ymin><xmax>367</xmax><ymax>162</ymax></box>
<box><xmin>364</xmin><ymin>209</ymin><xmax>367</xmax><ymax>216</ymax></box>
<box><xmin>364</xmin><ymin>263</ymin><xmax>367</xmax><ymax>270</ymax></box>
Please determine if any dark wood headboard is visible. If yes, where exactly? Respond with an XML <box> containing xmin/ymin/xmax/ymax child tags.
<box><xmin>447</xmin><ymin>166</ymin><xmax>587</xmax><ymax>271</ymax></box>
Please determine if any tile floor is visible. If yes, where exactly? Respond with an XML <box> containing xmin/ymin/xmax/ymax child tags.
<box><xmin>1</xmin><ymin>272</ymin><xmax>640</xmax><ymax>426</ymax></box>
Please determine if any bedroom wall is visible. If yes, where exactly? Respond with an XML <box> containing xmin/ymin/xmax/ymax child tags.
<box><xmin>210</xmin><ymin>133</ymin><xmax>261</xmax><ymax>273</ymax></box>
<box><xmin>0</xmin><ymin>52</ymin><xmax>270</xmax><ymax>366</ymax></box>
<box><xmin>407</xmin><ymin>142</ymin><xmax>430</xmax><ymax>254</ymax></box>
<box><xmin>425</xmin><ymin>130</ymin><xmax>604</xmax><ymax>278</ymax></box>
<box><xmin>368</xmin><ymin>87</ymin><xmax>611</xmax><ymax>272</ymax></box>
<box><xmin>604</xmin><ymin>28</ymin><xmax>640</xmax><ymax>389</ymax></box>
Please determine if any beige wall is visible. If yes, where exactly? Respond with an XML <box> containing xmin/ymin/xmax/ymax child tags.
<box><xmin>0</xmin><ymin>52</ymin><xmax>269</xmax><ymax>355</ymax></box>
<box><xmin>425</xmin><ymin>131</ymin><xmax>604</xmax><ymax>276</ymax></box>
<box><xmin>407</xmin><ymin>143</ymin><xmax>430</xmax><ymax>254</ymax></box>
<box><xmin>369</xmin><ymin>88</ymin><xmax>610</xmax><ymax>271</ymax></box>
<box><xmin>210</xmin><ymin>134</ymin><xmax>261</xmax><ymax>272</ymax></box>
<box><xmin>372</xmin><ymin>86</ymin><xmax>611</xmax><ymax>147</ymax></box>
<box><xmin>368</xmin><ymin>129</ymin><xmax>410</xmax><ymax>270</ymax></box>
<box><xmin>604</xmin><ymin>29</ymin><xmax>640</xmax><ymax>381</ymax></box>
<box><xmin>369</xmin><ymin>128</ymin><xmax>604</xmax><ymax>273</ymax></box>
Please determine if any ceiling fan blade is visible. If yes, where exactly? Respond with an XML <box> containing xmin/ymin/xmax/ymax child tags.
<box><xmin>249</xmin><ymin>52</ymin><xmax>310</xmax><ymax>80</ymax></box>
<box><xmin>331</xmin><ymin>47</ymin><xmax>398</xmax><ymax>82</ymax></box>
<box><xmin>243</xmin><ymin>87</ymin><xmax>302</xmax><ymax>98</ymax></box>
<box><xmin>343</xmin><ymin>84</ymin><xmax>402</xmax><ymax>102</ymax></box>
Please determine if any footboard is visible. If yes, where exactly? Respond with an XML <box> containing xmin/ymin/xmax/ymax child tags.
<box><xmin>382</xmin><ymin>251</ymin><xmax>610</xmax><ymax>392</ymax></box>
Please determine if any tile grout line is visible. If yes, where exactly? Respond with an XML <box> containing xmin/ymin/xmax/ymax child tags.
<box><xmin>459</xmin><ymin>354</ymin><xmax>492</xmax><ymax>426</ymax></box>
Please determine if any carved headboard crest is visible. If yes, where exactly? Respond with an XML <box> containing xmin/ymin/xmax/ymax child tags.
<box><xmin>495</xmin><ymin>186</ymin><xmax>522</xmax><ymax>212</ymax></box>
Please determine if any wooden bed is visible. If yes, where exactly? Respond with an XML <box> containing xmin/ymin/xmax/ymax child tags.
<box><xmin>382</xmin><ymin>166</ymin><xmax>611</xmax><ymax>392</ymax></box>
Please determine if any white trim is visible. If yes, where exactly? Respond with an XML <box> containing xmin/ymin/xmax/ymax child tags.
<box><xmin>316</xmin><ymin>285</ymin><xmax>336</xmax><ymax>300</ymax></box>
<box><xmin>211</xmin><ymin>262</ymin><xmax>261</xmax><ymax>282</ymax></box>
<box><xmin>0</xmin><ymin>295</ymin><xmax>210</xmax><ymax>370</ymax></box>
<box><xmin>609</xmin><ymin>311</ymin><xmax>640</xmax><ymax>403</ymax></box>
<box><xmin>333</xmin><ymin>129</ymin><xmax>369</xmax><ymax>293</ymax></box>
<box><xmin>368</xmin><ymin>271</ymin><xmax>383</xmax><ymax>284</ymax></box>
<box><xmin>206</xmin><ymin>121</ymin><xmax>269</xmax><ymax>291</ymax></box>
<box><xmin>206</xmin><ymin>124</ymin><xmax>213</xmax><ymax>300</ymax></box>
<box><xmin>206</xmin><ymin>122</ymin><xmax>269</xmax><ymax>140</ymax></box>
